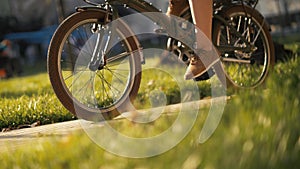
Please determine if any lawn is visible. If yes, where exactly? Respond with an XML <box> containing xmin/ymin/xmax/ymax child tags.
<box><xmin>0</xmin><ymin>47</ymin><xmax>299</xmax><ymax>168</ymax></box>
<box><xmin>0</xmin><ymin>65</ymin><xmax>76</xmax><ymax>131</ymax></box>
<box><xmin>0</xmin><ymin>56</ymin><xmax>214</xmax><ymax>130</ymax></box>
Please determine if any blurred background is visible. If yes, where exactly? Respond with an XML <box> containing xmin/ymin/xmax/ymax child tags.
<box><xmin>0</xmin><ymin>0</ymin><xmax>299</xmax><ymax>77</ymax></box>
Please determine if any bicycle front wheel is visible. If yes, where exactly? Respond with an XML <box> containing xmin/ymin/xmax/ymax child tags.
<box><xmin>213</xmin><ymin>5</ymin><xmax>275</xmax><ymax>88</ymax></box>
<box><xmin>48</xmin><ymin>10</ymin><xmax>142</xmax><ymax>121</ymax></box>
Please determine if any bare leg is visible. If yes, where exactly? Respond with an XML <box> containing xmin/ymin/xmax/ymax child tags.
<box><xmin>188</xmin><ymin>0</ymin><xmax>213</xmax><ymax>50</ymax></box>
<box><xmin>184</xmin><ymin>0</ymin><xmax>220</xmax><ymax>80</ymax></box>
<box><xmin>166</xmin><ymin>0</ymin><xmax>219</xmax><ymax>80</ymax></box>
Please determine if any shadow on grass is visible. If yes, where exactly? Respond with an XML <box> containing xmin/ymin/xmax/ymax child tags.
<box><xmin>0</xmin><ymin>86</ymin><xmax>53</xmax><ymax>99</ymax></box>
<box><xmin>20</xmin><ymin>60</ymin><xmax>47</xmax><ymax>77</ymax></box>
<box><xmin>0</xmin><ymin>60</ymin><xmax>53</xmax><ymax>99</ymax></box>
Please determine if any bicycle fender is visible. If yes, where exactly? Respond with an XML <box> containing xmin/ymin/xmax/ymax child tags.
<box><xmin>214</xmin><ymin>4</ymin><xmax>272</xmax><ymax>32</ymax></box>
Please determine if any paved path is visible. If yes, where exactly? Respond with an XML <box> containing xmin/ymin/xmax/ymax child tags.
<box><xmin>0</xmin><ymin>120</ymin><xmax>84</xmax><ymax>152</ymax></box>
<box><xmin>0</xmin><ymin>97</ymin><xmax>225</xmax><ymax>151</ymax></box>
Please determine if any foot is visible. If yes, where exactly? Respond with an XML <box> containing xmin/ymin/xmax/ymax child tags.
<box><xmin>194</xmin><ymin>68</ymin><xmax>215</xmax><ymax>81</ymax></box>
<box><xmin>184</xmin><ymin>50</ymin><xmax>219</xmax><ymax>80</ymax></box>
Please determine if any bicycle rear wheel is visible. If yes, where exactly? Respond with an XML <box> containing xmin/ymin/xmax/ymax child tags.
<box><xmin>48</xmin><ymin>10</ymin><xmax>142</xmax><ymax>121</ymax></box>
<box><xmin>213</xmin><ymin>5</ymin><xmax>275</xmax><ymax>88</ymax></box>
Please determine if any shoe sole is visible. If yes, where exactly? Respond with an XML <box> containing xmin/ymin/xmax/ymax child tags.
<box><xmin>184</xmin><ymin>59</ymin><xmax>220</xmax><ymax>80</ymax></box>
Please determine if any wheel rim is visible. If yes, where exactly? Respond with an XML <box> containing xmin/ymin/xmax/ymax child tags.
<box><xmin>57</xmin><ymin>18</ymin><xmax>137</xmax><ymax>112</ymax></box>
<box><xmin>217</xmin><ymin>13</ymin><xmax>270</xmax><ymax>88</ymax></box>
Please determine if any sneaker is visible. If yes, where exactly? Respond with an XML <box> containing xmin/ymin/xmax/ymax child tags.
<box><xmin>193</xmin><ymin>67</ymin><xmax>215</xmax><ymax>81</ymax></box>
<box><xmin>184</xmin><ymin>50</ymin><xmax>219</xmax><ymax>80</ymax></box>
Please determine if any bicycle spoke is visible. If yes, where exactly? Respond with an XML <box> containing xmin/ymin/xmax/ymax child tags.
<box><xmin>104</xmin><ymin>67</ymin><xmax>128</xmax><ymax>85</ymax></box>
<box><xmin>96</xmin><ymin>72</ymin><xmax>122</xmax><ymax>95</ymax></box>
<box><xmin>216</xmin><ymin>8</ymin><xmax>272</xmax><ymax>88</ymax></box>
<box><xmin>51</xmin><ymin>12</ymin><xmax>140</xmax><ymax>115</ymax></box>
<box><xmin>104</xmin><ymin>66</ymin><xmax>129</xmax><ymax>78</ymax></box>
<box><xmin>99</xmin><ymin>71</ymin><xmax>111</xmax><ymax>105</ymax></box>
<box><xmin>64</xmin><ymin>40</ymin><xmax>92</xmax><ymax>58</ymax></box>
<box><xmin>94</xmin><ymin>71</ymin><xmax>122</xmax><ymax>106</ymax></box>
<box><xmin>74</xmin><ymin>72</ymin><xmax>94</xmax><ymax>97</ymax></box>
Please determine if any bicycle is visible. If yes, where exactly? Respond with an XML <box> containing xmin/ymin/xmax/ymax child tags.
<box><xmin>47</xmin><ymin>0</ymin><xmax>275</xmax><ymax>120</ymax></box>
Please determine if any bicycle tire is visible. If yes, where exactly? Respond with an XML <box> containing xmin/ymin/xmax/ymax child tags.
<box><xmin>48</xmin><ymin>10</ymin><xmax>142</xmax><ymax>121</ymax></box>
<box><xmin>213</xmin><ymin>5</ymin><xmax>275</xmax><ymax>88</ymax></box>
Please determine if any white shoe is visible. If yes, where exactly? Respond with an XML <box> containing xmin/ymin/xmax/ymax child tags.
<box><xmin>184</xmin><ymin>50</ymin><xmax>219</xmax><ymax>80</ymax></box>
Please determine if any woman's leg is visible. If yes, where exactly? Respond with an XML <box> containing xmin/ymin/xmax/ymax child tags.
<box><xmin>188</xmin><ymin>0</ymin><xmax>213</xmax><ymax>49</ymax></box>
<box><xmin>166</xmin><ymin>0</ymin><xmax>219</xmax><ymax>80</ymax></box>
<box><xmin>184</xmin><ymin>0</ymin><xmax>219</xmax><ymax>80</ymax></box>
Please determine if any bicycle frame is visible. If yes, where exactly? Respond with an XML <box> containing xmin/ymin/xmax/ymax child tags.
<box><xmin>83</xmin><ymin>0</ymin><xmax>160</xmax><ymax>13</ymax></box>
<box><xmin>47</xmin><ymin>0</ymin><xmax>274</xmax><ymax>121</ymax></box>
<box><xmin>80</xmin><ymin>0</ymin><xmax>265</xmax><ymax>62</ymax></box>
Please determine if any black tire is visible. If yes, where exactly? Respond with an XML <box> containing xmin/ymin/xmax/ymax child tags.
<box><xmin>213</xmin><ymin>5</ymin><xmax>275</xmax><ymax>88</ymax></box>
<box><xmin>48</xmin><ymin>10</ymin><xmax>142</xmax><ymax>121</ymax></box>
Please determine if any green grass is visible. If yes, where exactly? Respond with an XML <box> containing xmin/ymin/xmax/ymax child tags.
<box><xmin>0</xmin><ymin>49</ymin><xmax>299</xmax><ymax>168</ymax></box>
<box><xmin>0</xmin><ymin>72</ymin><xmax>76</xmax><ymax>130</ymax></box>
<box><xmin>0</xmin><ymin>55</ymin><xmax>299</xmax><ymax>168</ymax></box>
<box><xmin>272</xmin><ymin>31</ymin><xmax>300</xmax><ymax>45</ymax></box>
<box><xmin>0</xmin><ymin>58</ymin><xmax>212</xmax><ymax>130</ymax></box>
<box><xmin>134</xmin><ymin>58</ymin><xmax>213</xmax><ymax>109</ymax></box>
<box><xmin>285</xmin><ymin>42</ymin><xmax>300</xmax><ymax>54</ymax></box>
